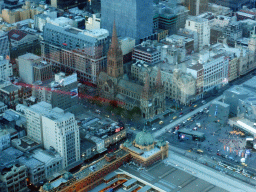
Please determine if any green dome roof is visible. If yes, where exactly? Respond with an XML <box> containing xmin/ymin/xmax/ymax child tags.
<box><xmin>135</xmin><ymin>129</ymin><xmax>154</xmax><ymax>146</ymax></box>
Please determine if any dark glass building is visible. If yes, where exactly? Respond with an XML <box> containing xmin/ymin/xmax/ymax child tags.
<box><xmin>101</xmin><ymin>0</ymin><xmax>154</xmax><ymax>44</ymax></box>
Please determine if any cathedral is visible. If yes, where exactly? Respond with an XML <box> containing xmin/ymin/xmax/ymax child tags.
<box><xmin>97</xmin><ymin>22</ymin><xmax>165</xmax><ymax>119</ymax></box>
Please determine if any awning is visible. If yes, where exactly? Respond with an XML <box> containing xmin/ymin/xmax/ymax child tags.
<box><xmin>104</xmin><ymin>172</ymin><xmax>117</xmax><ymax>181</ymax></box>
<box><xmin>123</xmin><ymin>178</ymin><xmax>137</xmax><ymax>187</ymax></box>
<box><xmin>138</xmin><ymin>185</ymin><xmax>151</xmax><ymax>192</ymax></box>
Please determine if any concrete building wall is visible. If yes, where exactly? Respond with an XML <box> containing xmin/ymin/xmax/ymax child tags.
<box><xmin>18</xmin><ymin>53</ymin><xmax>42</xmax><ymax>84</ymax></box>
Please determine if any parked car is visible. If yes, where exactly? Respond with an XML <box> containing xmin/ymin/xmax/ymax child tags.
<box><xmin>152</xmin><ymin>128</ymin><xmax>156</xmax><ymax>131</ymax></box>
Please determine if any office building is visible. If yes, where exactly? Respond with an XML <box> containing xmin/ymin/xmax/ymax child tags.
<box><xmin>24</xmin><ymin>102</ymin><xmax>53</xmax><ymax>144</ymax></box>
<box><xmin>18</xmin><ymin>53</ymin><xmax>42</xmax><ymax>84</ymax></box>
<box><xmin>50</xmin><ymin>0</ymin><xmax>86</xmax><ymax>10</ymax></box>
<box><xmin>1</xmin><ymin>0</ymin><xmax>23</xmax><ymax>10</ymax></box>
<box><xmin>42</xmin><ymin>104</ymin><xmax>80</xmax><ymax>168</ymax></box>
<box><xmin>18</xmin><ymin>53</ymin><xmax>52</xmax><ymax>84</ymax></box>
<box><xmin>8</xmin><ymin>29</ymin><xmax>41</xmax><ymax>59</ymax></box>
<box><xmin>0</xmin><ymin>129</ymin><xmax>10</xmax><ymax>151</ymax></box>
<box><xmin>32</xmin><ymin>72</ymin><xmax>78</xmax><ymax>110</ymax></box>
<box><xmin>224</xmin><ymin>17</ymin><xmax>243</xmax><ymax>46</ymax></box>
<box><xmin>42</xmin><ymin>23</ymin><xmax>109</xmax><ymax>84</ymax></box>
<box><xmin>201</xmin><ymin>52</ymin><xmax>229</xmax><ymax>92</ymax></box>
<box><xmin>0</xmin><ymin>150</ymin><xmax>27</xmax><ymax>192</ymax></box>
<box><xmin>132</xmin><ymin>42</ymin><xmax>161</xmax><ymax>64</ymax></box>
<box><xmin>185</xmin><ymin>0</ymin><xmax>208</xmax><ymax>16</ymax></box>
<box><xmin>0</xmin><ymin>80</ymin><xmax>23</xmax><ymax>108</ymax></box>
<box><xmin>18</xmin><ymin>156</ymin><xmax>45</xmax><ymax>185</ymax></box>
<box><xmin>101</xmin><ymin>0</ymin><xmax>153</xmax><ymax>44</ymax></box>
<box><xmin>0</xmin><ymin>31</ymin><xmax>10</xmax><ymax>59</ymax></box>
<box><xmin>153</xmin><ymin>2</ymin><xmax>189</xmax><ymax>34</ymax></box>
<box><xmin>32</xmin><ymin>148</ymin><xmax>63</xmax><ymax>180</ymax></box>
<box><xmin>187</xmin><ymin>63</ymin><xmax>204</xmax><ymax>99</ymax></box>
<box><xmin>209</xmin><ymin>0</ymin><xmax>251</xmax><ymax>11</ymax></box>
<box><xmin>185</xmin><ymin>16</ymin><xmax>210</xmax><ymax>51</ymax></box>
<box><xmin>0</xmin><ymin>57</ymin><xmax>12</xmax><ymax>81</ymax></box>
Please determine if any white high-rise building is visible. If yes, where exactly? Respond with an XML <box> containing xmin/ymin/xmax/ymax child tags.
<box><xmin>25</xmin><ymin>101</ymin><xmax>80</xmax><ymax>168</ymax></box>
<box><xmin>42</xmin><ymin>107</ymin><xmax>80</xmax><ymax>168</ymax></box>
<box><xmin>25</xmin><ymin>102</ymin><xmax>52</xmax><ymax>144</ymax></box>
<box><xmin>185</xmin><ymin>16</ymin><xmax>210</xmax><ymax>51</ymax></box>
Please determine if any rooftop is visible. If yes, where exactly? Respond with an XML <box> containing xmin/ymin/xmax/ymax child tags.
<box><xmin>12</xmin><ymin>136</ymin><xmax>40</xmax><ymax>152</ymax></box>
<box><xmin>75</xmin><ymin>150</ymin><xmax>127</xmax><ymax>181</ymax></box>
<box><xmin>18</xmin><ymin>53</ymin><xmax>41</xmax><ymax>61</ymax></box>
<box><xmin>187</xmin><ymin>63</ymin><xmax>203</xmax><ymax>71</ymax></box>
<box><xmin>18</xmin><ymin>156</ymin><xmax>44</xmax><ymax>169</ymax></box>
<box><xmin>32</xmin><ymin>148</ymin><xmax>61</xmax><ymax>164</ymax></box>
<box><xmin>134</xmin><ymin>45</ymin><xmax>159</xmax><ymax>54</ymax></box>
<box><xmin>90</xmin><ymin>161</ymin><xmax>228</xmax><ymax>192</ymax></box>
<box><xmin>0</xmin><ymin>84</ymin><xmax>20</xmax><ymax>93</ymax></box>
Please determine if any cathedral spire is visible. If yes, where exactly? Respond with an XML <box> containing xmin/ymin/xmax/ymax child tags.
<box><xmin>110</xmin><ymin>20</ymin><xmax>118</xmax><ymax>50</ymax></box>
<box><xmin>155</xmin><ymin>66</ymin><xmax>163</xmax><ymax>90</ymax></box>
<box><xmin>107</xmin><ymin>21</ymin><xmax>124</xmax><ymax>78</ymax></box>
<box><xmin>142</xmin><ymin>73</ymin><xmax>150</xmax><ymax>98</ymax></box>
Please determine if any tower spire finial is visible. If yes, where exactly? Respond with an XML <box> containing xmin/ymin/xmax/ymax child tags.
<box><xmin>155</xmin><ymin>66</ymin><xmax>163</xmax><ymax>90</ymax></box>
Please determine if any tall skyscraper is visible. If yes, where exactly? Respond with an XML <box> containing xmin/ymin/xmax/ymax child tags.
<box><xmin>101</xmin><ymin>0</ymin><xmax>154</xmax><ymax>44</ymax></box>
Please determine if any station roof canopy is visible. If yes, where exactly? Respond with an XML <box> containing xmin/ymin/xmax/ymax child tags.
<box><xmin>104</xmin><ymin>172</ymin><xmax>117</xmax><ymax>181</ymax></box>
<box><xmin>137</xmin><ymin>185</ymin><xmax>151</xmax><ymax>192</ymax></box>
<box><xmin>123</xmin><ymin>178</ymin><xmax>137</xmax><ymax>187</ymax></box>
<box><xmin>178</xmin><ymin>128</ymin><xmax>205</xmax><ymax>137</ymax></box>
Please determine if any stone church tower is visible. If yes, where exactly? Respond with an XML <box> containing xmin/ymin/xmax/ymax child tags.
<box><xmin>107</xmin><ymin>21</ymin><xmax>124</xmax><ymax>80</ymax></box>
<box><xmin>153</xmin><ymin>67</ymin><xmax>166</xmax><ymax>114</ymax></box>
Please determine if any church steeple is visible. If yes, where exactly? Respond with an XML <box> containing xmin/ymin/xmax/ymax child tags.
<box><xmin>142</xmin><ymin>73</ymin><xmax>151</xmax><ymax>99</ymax></box>
<box><xmin>155</xmin><ymin>67</ymin><xmax>163</xmax><ymax>91</ymax></box>
<box><xmin>107</xmin><ymin>21</ymin><xmax>124</xmax><ymax>78</ymax></box>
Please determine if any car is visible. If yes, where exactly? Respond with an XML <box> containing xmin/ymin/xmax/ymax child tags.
<box><xmin>180</xmin><ymin>112</ymin><xmax>183</xmax><ymax>115</ymax></box>
<box><xmin>187</xmin><ymin>117</ymin><xmax>191</xmax><ymax>121</ymax></box>
<box><xmin>152</xmin><ymin>128</ymin><xmax>157</xmax><ymax>131</ymax></box>
<box><xmin>131</xmin><ymin>127</ymin><xmax>136</xmax><ymax>131</ymax></box>
<box><xmin>105</xmin><ymin>115</ymin><xmax>110</xmax><ymax>118</ymax></box>
<box><xmin>159</xmin><ymin>121</ymin><xmax>164</xmax><ymax>125</ymax></box>
<box><xmin>228</xmin><ymin>156</ymin><xmax>235</xmax><ymax>161</ymax></box>
<box><xmin>170</xmin><ymin>120</ymin><xmax>173</xmax><ymax>123</ymax></box>
<box><xmin>192</xmin><ymin>127</ymin><xmax>197</xmax><ymax>131</ymax></box>
<box><xmin>194</xmin><ymin>105</ymin><xmax>197</xmax><ymax>108</ymax></box>
<box><xmin>200</xmin><ymin>109</ymin><xmax>203</xmax><ymax>113</ymax></box>
<box><xmin>183</xmin><ymin>120</ymin><xmax>187</xmax><ymax>124</ymax></box>
<box><xmin>202</xmin><ymin>100</ymin><xmax>206</xmax><ymax>104</ymax></box>
<box><xmin>173</xmin><ymin>116</ymin><xmax>177</xmax><ymax>120</ymax></box>
<box><xmin>217</xmin><ymin>153</ymin><xmax>221</xmax><ymax>156</ymax></box>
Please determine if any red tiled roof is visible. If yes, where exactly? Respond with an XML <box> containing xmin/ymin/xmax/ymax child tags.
<box><xmin>8</xmin><ymin>29</ymin><xmax>27</xmax><ymax>41</ymax></box>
